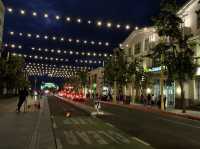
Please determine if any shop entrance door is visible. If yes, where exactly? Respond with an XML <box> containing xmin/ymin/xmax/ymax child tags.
<box><xmin>165</xmin><ymin>83</ymin><xmax>175</xmax><ymax>109</ymax></box>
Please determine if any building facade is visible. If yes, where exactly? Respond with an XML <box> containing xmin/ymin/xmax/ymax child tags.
<box><xmin>122</xmin><ymin>0</ymin><xmax>200</xmax><ymax>108</ymax></box>
<box><xmin>0</xmin><ymin>0</ymin><xmax>4</xmax><ymax>56</ymax></box>
<box><xmin>88</xmin><ymin>67</ymin><xmax>104</xmax><ymax>96</ymax></box>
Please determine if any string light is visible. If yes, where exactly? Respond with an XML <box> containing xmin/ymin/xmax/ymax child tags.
<box><xmin>107</xmin><ymin>22</ymin><xmax>112</xmax><ymax>28</ymax></box>
<box><xmin>11</xmin><ymin>44</ymin><xmax>15</xmax><ymax>48</ymax></box>
<box><xmin>10</xmin><ymin>31</ymin><xmax>14</xmax><ymax>35</ymax></box>
<box><xmin>44</xmin><ymin>13</ymin><xmax>48</xmax><ymax>18</ymax></box>
<box><xmin>117</xmin><ymin>24</ymin><xmax>121</xmax><ymax>28</ymax></box>
<box><xmin>27</xmin><ymin>33</ymin><xmax>32</xmax><ymax>37</ymax></box>
<box><xmin>32</xmin><ymin>12</ymin><xmax>37</xmax><ymax>16</ymax></box>
<box><xmin>97</xmin><ymin>21</ymin><xmax>102</xmax><ymax>26</ymax></box>
<box><xmin>77</xmin><ymin>18</ymin><xmax>82</xmax><ymax>23</ymax></box>
<box><xmin>18</xmin><ymin>45</ymin><xmax>22</xmax><ymax>49</ymax></box>
<box><xmin>44</xmin><ymin>35</ymin><xmax>48</xmax><ymax>39</ymax></box>
<box><xmin>19</xmin><ymin>32</ymin><xmax>23</xmax><ymax>36</ymax></box>
<box><xmin>5</xmin><ymin>43</ymin><xmax>113</xmax><ymax>60</ymax></box>
<box><xmin>6</xmin><ymin>7</ymin><xmax>135</xmax><ymax>31</ymax></box>
<box><xmin>20</xmin><ymin>10</ymin><xmax>26</xmax><ymax>15</ymax></box>
<box><xmin>11</xmin><ymin>52</ymin><xmax>103</xmax><ymax>65</ymax></box>
<box><xmin>126</xmin><ymin>25</ymin><xmax>130</xmax><ymax>30</ymax></box>
<box><xmin>66</xmin><ymin>17</ymin><xmax>71</xmax><ymax>22</ymax></box>
<box><xmin>8</xmin><ymin>31</ymin><xmax>112</xmax><ymax>47</ymax></box>
<box><xmin>88</xmin><ymin>20</ymin><xmax>92</xmax><ymax>24</ymax></box>
<box><xmin>7</xmin><ymin>8</ymin><xmax>13</xmax><ymax>13</ymax></box>
<box><xmin>56</xmin><ymin>15</ymin><xmax>60</xmax><ymax>20</ymax></box>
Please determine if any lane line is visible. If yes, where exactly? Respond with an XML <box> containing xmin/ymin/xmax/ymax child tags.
<box><xmin>132</xmin><ymin>137</ymin><xmax>150</xmax><ymax>146</ymax></box>
<box><xmin>159</xmin><ymin>118</ymin><xmax>200</xmax><ymax>129</ymax></box>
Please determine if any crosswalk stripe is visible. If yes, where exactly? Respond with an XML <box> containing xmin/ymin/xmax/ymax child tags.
<box><xmin>132</xmin><ymin>137</ymin><xmax>150</xmax><ymax>146</ymax></box>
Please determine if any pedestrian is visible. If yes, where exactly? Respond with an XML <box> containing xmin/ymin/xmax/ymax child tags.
<box><xmin>147</xmin><ymin>94</ymin><xmax>151</xmax><ymax>105</ymax></box>
<box><xmin>164</xmin><ymin>96</ymin><xmax>167</xmax><ymax>110</ymax></box>
<box><xmin>141</xmin><ymin>94</ymin><xmax>145</xmax><ymax>106</ymax></box>
<box><xmin>157</xmin><ymin>95</ymin><xmax>161</xmax><ymax>108</ymax></box>
<box><xmin>17</xmin><ymin>88</ymin><xmax>29</xmax><ymax>112</ymax></box>
<box><xmin>151</xmin><ymin>94</ymin><xmax>155</xmax><ymax>105</ymax></box>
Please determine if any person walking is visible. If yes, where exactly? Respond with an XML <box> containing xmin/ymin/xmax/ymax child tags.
<box><xmin>147</xmin><ymin>94</ymin><xmax>152</xmax><ymax>105</ymax></box>
<box><xmin>17</xmin><ymin>88</ymin><xmax>29</xmax><ymax>112</ymax></box>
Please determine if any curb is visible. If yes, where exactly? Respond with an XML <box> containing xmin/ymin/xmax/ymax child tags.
<box><xmin>100</xmin><ymin>101</ymin><xmax>200</xmax><ymax>122</ymax></box>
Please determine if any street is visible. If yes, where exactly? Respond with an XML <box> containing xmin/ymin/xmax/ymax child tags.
<box><xmin>48</xmin><ymin>96</ymin><xmax>154</xmax><ymax>149</ymax></box>
<box><xmin>48</xmin><ymin>96</ymin><xmax>200</xmax><ymax>149</ymax></box>
<box><xmin>97</xmin><ymin>103</ymin><xmax>200</xmax><ymax>149</ymax></box>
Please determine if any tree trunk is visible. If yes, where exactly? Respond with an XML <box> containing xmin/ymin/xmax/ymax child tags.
<box><xmin>135</xmin><ymin>86</ymin><xmax>140</xmax><ymax>101</ymax></box>
<box><xmin>113</xmin><ymin>81</ymin><xmax>117</xmax><ymax>103</ymax></box>
<box><xmin>180</xmin><ymin>81</ymin><xmax>186</xmax><ymax>113</ymax></box>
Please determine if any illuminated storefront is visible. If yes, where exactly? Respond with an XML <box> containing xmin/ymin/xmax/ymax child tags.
<box><xmin>146</xmin><ymin>67</ymin><xmax>176</xmax><ymax>109</ymax></box>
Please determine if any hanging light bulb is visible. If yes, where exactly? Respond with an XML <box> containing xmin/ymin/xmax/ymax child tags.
<box><xmin>44</xmin><ymin>13</ymin><xmax>48</xmax><ymax>18</ymax></box>
<box><xmin>32</xmin><ymin>12</ymin><xmax>37</xmax><ymax>16</ymax></box>
<box><xmin>97</xmin><ymin>21</ymin><xmax>102</xmax><ymax>26</ymax></box>
<box><xmin>20</xmin><ymin>10</ymin><xmax>26</xmax><ymax>15</ymax></box>
<box><xmin>7</xmin><ymin>8</ymin><xmax>13</xmax><ymax>13</ymax></box>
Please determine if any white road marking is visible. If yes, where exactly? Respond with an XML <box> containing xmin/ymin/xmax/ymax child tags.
<box><xmin>64</xmin><ymin>131</ymin><xmax>80</xmax><ymax>145</ymax></box>
<box><xmin>106</xmin><ymin>123</ymin><xmax>114</xmax><ymax>128</ymax></box>
<box><xmin>63</xmin><ymin>130</ymin><xmax>133</xmax><ymax>145</ymax></box>
<box><xmin>132</xmin><ymin>137</ymin><xmax>150</xmax><ymax>146</ymax></box>
<box><xmin>98</xmin><ymin>131</ymin><xmax>120</xmax><ymax>144</ymax></box>
<box><xmin>88</xmin><ymin>131</ymin><xmax>109</xmax><ymax>145</ymax></box>
<box><xmin>108</xmin><ymin>131</ymin><xmax>131</xmax><ymax>144</ymax></box>
<box><xmin>56</xmin><ymin>138</ymin><xmax>63</xmax><ymax>149</ymax></box>
<box><xmin>76</xmin><ymin>131</ymin><xmax>92</xmax><ymax>144</ymax></box>
<box><xmin>159</xmin><ymin>118</ymin><xmax>200</xmax><ymax>129</ymax></box>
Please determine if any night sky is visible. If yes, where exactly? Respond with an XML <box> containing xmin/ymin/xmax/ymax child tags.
<box><xmin>1</xmin><ymin>0</ymin><xmax>188</xmax><ymax>86</ymax></box>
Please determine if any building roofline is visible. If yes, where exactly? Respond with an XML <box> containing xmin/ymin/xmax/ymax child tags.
<box><xmin>177</xmin><ymin>0</ymin><xmax>197</xmax><ymax>15</ymax></box>
<box><xmin>122</xmin><ymin>26</ymin><xmax>156</xmax><ymax>46</ymax></box>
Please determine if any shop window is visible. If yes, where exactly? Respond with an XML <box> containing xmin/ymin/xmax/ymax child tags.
<box><xmin>134</xmin><ymin>42</ymin><xmax>141</xmax><ymax>54</ymax></box>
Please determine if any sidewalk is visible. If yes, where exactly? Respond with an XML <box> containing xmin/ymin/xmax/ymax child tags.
<box><xmin>0</xmin><ymin>96</ymin><xmax>56</xmax><ymax>149</ymax></box>
<box><xmin>99</xmin><ymin>101</ymin><xmax>200</xmax><ymax>121</ymax></box>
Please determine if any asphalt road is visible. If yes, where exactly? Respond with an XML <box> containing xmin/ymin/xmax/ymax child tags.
<box><xmin>48</xmin><ymin>96</ymin><xmax>154</xmax><ymax>149</ymax></box>
<box><xmin>97</xmin><ymin>103</ymin><xmax>200</xmax><ymax>149</ymax></box>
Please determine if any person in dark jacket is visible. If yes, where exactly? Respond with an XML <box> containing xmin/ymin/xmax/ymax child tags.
<box><xmin>17</xmin><ymin>88</ymin><xmax>29</xmax><ymax>112</ymax></box>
